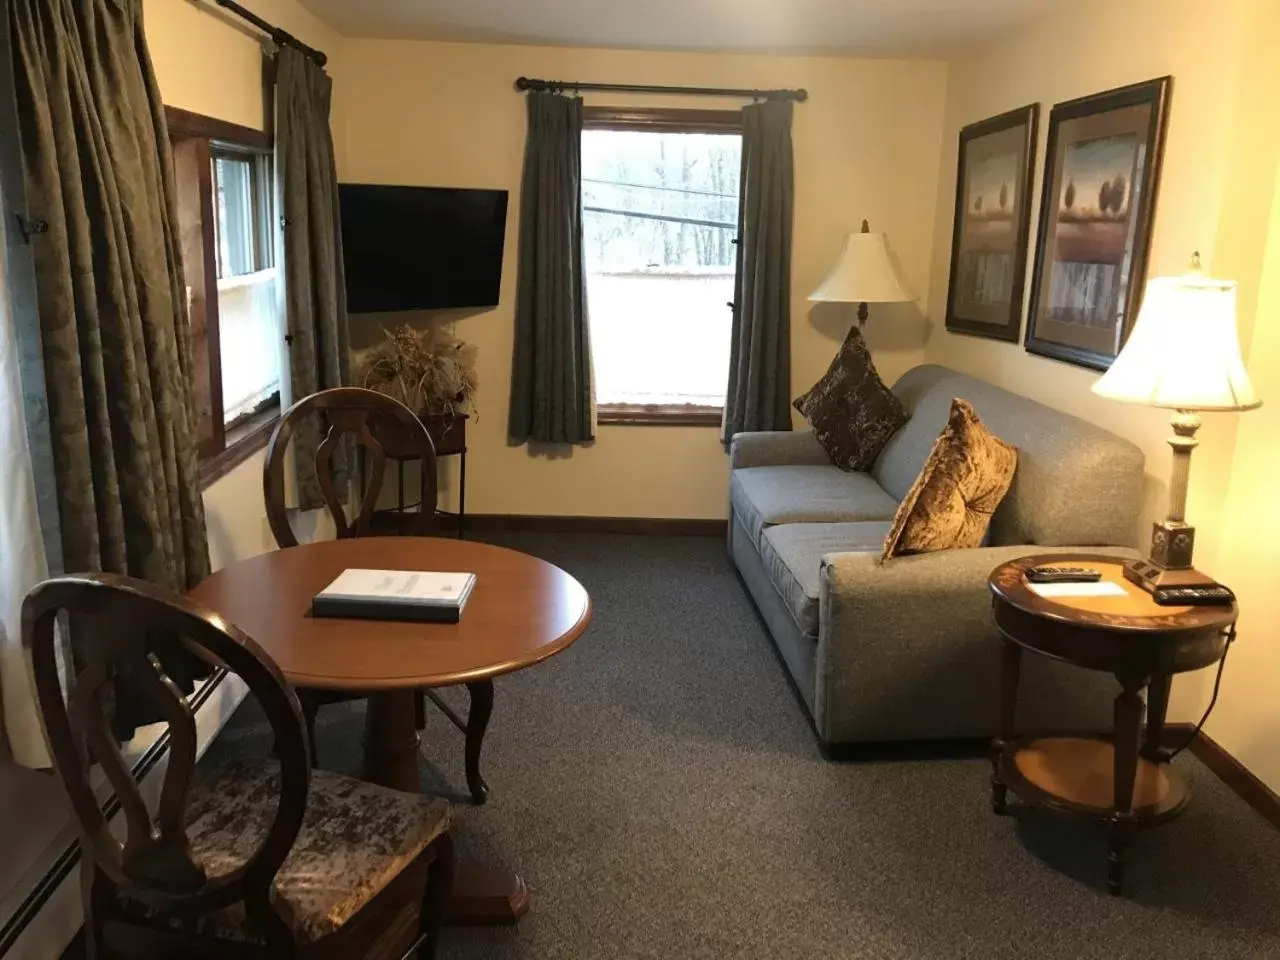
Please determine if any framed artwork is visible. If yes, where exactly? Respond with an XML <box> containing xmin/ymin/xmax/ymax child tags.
<box><xmin>945</xmin><ymin>104</ymin><xmax>1039</xmax><ymax>342</ymax></box>
<box><xmin>1025</xmin><ymin>77</ymin><xmax>1172</xmax><ymax>370</ymax></box>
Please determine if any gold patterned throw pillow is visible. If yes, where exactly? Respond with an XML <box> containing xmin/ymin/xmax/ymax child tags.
<box><xmin>793</xmin><ymin>327</ymin><xmax>909</xmax><ymax>472</ymax></box>
<box><xmin>881</xmin><ymin>398</ymin><xmax>1017</xmax><ymax>561</ymax></box>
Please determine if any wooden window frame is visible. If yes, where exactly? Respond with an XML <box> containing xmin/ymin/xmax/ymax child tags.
<box><xmin>582</xmin><ymin>107</ymin><xmax>743</xmax><ymax>427</ymax></box>
<box><xmin>166</xmin><ymin>106</ymin><xmax>281</xmax><ymax>487</ymax></box>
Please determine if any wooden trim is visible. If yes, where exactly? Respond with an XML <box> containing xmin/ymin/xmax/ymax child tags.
<box><xmin>420</xmin><ymin>514</ymin><xmax>728</xmax><ymax>537</ymax></box>
<box><xmin>164</xmin><ymin>105</ymin><xmax>270</xmax><ymax>150</ymax></box>
<box><xmin>1166</xmin><ymin>724</ymin><xmax>1280</xmax><ymax>831</ymax></box>
<box><xmin>172</xmin><ymin>135</ymin><xmax>225</xmax><ymax>458</ymax></box>
<box><xmin>199</xmin><ymin>408</ymin><xmax>279</xmax><ymax>490</ymax></box>
<box><xmin>197</xmin><ymin>141</ymin><xmax>226</xmax><ymax>454</ymax></box>
<box><xmin>598</xmin><ymin>403</ymin><xmax>724</xmax><ymax>427</ymax></box>
<box><xmin>582</xmin><ymin>106</ymin><xmax>743</xmax><ymax>134</ymax></box>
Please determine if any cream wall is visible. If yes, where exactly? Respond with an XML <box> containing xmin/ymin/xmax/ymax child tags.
<box><xmin>1200</xmin><ymin>3</ymin><xmax>1280</xmax><ymax>792</ymax></box>
<box><xmin>1212</xmin><ymin>184</ymin><xmax>1280</xmax><ymax>789</ymax></box>
<box><xmin>145</xmin><ymin>0</ymin><xmax>344</xmax><ymax>567</ymax></box>
<box><xmin>926</xmin><ymin>0</ymin><xmax>1280</xmax><ymax>781</ymax></box>
<box><xmin>336</xmin><ymin>40</ymin><xmax>947</xmax><ymax>518</ymax></box>
<box><xmin>146</xmin><ymin>0</ymin><xmax>343</xmax><ymax>135</ymax></box>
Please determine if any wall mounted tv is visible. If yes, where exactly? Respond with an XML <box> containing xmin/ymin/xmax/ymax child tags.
<box><xmin>338</xmin><ymin>183</ymin><xmax>509</xmax><ymax>313</ymax></box>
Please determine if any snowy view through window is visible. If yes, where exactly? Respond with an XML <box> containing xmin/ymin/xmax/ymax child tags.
<box><xmin>582</xmin><ymin>128</ymin><xmax>742</xmax><ymax>409</ymax></box>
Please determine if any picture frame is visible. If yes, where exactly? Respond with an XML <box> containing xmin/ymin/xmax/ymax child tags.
<box><xmin>944</xmin><ymin>103</ymin><xmax>1039</xmax><ymax>342</ymax></box>
<box><xmin>1024</xmin><ymin>77</ymin><xmax>1172</xmax><ymax>370</ymax></box>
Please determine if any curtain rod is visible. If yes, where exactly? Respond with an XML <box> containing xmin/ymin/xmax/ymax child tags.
<box><xmin>212</xmin><ymin>0</ymin><xmax>328</xmax><ymax>68</ymax></box>
<box><xmin>515</xmin><ymin>77</ymin><xmax>807</xmax><ymax>102</ymax></box>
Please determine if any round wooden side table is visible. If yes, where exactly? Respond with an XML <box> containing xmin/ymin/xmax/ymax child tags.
<box><xmin>987</xmin><ymin>553</ymin><xmax>1236</xmax><ymax>895</ymax></box>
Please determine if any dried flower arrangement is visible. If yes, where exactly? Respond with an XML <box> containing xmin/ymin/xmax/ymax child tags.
<box><xmin>357</xmin><ymin>323</ymin><xmax>478</xmax><ymax>418</ymax></box>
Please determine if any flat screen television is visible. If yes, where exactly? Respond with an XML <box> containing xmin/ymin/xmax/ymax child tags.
<box><xmin>338</xmin><ymin>183</ymin><xmax>509</xmax><ymax>313</ymax></box>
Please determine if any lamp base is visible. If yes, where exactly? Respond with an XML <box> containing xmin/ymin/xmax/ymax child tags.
<box><xmin>1123</xmin><ymin>558</ymin><xmax>1218</xmax><ymax>595</ymax></box>
<box><xmin>1148</xmin><ymin>519</ymin><xmax>1196</xmax><ymax>569</ymax></box>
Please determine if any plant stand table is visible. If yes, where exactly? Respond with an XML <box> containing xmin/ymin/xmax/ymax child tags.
<box><xmin>369</xmin><ymin>412</ymin><xmax>468</xmax><ymax>538</ymax></box>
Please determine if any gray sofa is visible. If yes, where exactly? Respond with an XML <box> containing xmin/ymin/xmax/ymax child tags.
<box><xmin>728</xmin><ymin>364</ymin><xmax>1146</xmax><ymax>755</ymax></box>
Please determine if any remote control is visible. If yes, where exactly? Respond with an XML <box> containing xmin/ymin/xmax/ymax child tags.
<box><xmin>1153</xmin><ymin>585</ymin><xmax>1236</xmax><ymax>606</ymax></box>
<box><xmin>1025</xmin><ymin>566</ymin><xmax>1103</xmax><ymax>584</ymax></box>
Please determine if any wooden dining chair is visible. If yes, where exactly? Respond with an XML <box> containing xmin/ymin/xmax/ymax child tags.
<box><xmin>22</xmin><ymin>574</ymin><xmax>454</xmax><ymax>960</ymax></box>
<box><xmin>262</xmin><ymin>387</ymin><xmax>439</xmax><ymax>763</ymax></box>
<box><xmin>263</xmin><ymin>386</ymin><xmax>441</xmax><ymax>548</ymax></box>
<box><xmin>263</xmin><ymin>388</ymin><xmax>487</xmax><ymax>802</ymax></box>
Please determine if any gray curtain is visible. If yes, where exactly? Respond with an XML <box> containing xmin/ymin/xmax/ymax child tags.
<box><xmin>276</xmin><ymin>46</ymin><xmax>351</xmax><ymax>506</ymax></box>
<box><xmin>508</xmin><ymin>92</ymin><xmax>594</xmax><ymax>445</ymax></box>
<box><xmin>10</xmin><ymin>0</ymin><xmax>212</xmax><ymax>738</ymax></box>
<box><xmin>724</xmin><ymin>99</ymin><xmax>795</xmax><ymax>442</ymax></box>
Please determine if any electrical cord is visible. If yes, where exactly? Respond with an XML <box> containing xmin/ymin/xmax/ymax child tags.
<box><xmin>1164</xmin><ymin>623</ymin><xmax>1237</xmax><ymax>761</ymax></box>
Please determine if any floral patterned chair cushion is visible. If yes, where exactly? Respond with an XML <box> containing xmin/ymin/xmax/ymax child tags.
<box><xmin>125</xmin><ymin>758</ymin><xmax>451</xmax><ymax>943</ymax></box>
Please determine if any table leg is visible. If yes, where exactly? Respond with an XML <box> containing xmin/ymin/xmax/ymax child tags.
<box><xmin>1108</xmin><ymin>675</ymin><xmax>1146</xmax><ymax>895</ymax></box>
<box><xmin>466</xmin><ymin>680</ymin><xmax>493</xmax><ymax>805</ymax></box>
<box><xmin>363</xmin><ymin>691</ymin><xmax>422</xmax><ymax>792</ymax></box>
<box><xmin>458</xmin><ymin>447</ymin><xmax>467</xmax><ymax>540</ymax></box>
<box><xmin>398</xmin><ymin>461</ymin><xmax>407</xmax><ymax>536</ymax></box>
<box><xmin>991</xmin><ymin>638</ymin><xmax>1022</xmax><ymax>815</ymax></box>
<box><xmin>1142</xmin><ymin>670</ymin><xmax>1173</xmax><ymax>762</ymax></box>
<box><xmin>361</xmin><ymin>689</ymin><xmax>528</xmax><ymax>927</ymax></box>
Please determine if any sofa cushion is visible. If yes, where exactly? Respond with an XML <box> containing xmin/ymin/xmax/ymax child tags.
<box><xmin>760</xmin><ymin>522</ymin><xmax>894</xmax><ymax>637</ymax></box>
<box><xmin>882</xmin><ymin>398</ymin><xmax>1018</xmax><ymax>560</ymax></box>
<box><xmin>793</xmin><ymin>327</ymin><xmax>909</xmax><ymax>471</ymax></box>
<box><xmin>731</xmin><ymin>465</ymin><xmax>900</xmax><ymax>546</ymax></box>
<box><xmin>873</xmin><ymin>366</ymin><xmax>1145</xmax><ymax>547</ymax></box>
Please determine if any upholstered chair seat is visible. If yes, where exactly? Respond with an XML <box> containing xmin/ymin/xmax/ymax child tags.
<box><xmin>121</xmin><ymin>758</ymin><xmax>452</xmax><ymax>944</ymax></box>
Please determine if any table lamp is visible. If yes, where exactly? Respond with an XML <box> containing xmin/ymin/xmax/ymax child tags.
<box><xmin>809</xmin><ymin>220</ymin><xmax>915</xmax><ymax>326</ymax></box>
<box><xmin>1092</xmin><ymin>255</ymin><xmax>1262</xmax><ymax>593</ymax></box>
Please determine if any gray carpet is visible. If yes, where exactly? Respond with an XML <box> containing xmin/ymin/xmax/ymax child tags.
<box><xmin>202</xmin><ymin>533</ymin><xmax>1280</xmax><ymax>960</ymax></box>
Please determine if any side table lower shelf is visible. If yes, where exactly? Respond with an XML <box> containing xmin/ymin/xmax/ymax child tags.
<box><xmin>993</xmin><ymin>735</ymin><xmax>1191</xmax><ymax>894</ymax></box>
<box><xmin>997</xmin><ymin>736</ymin><xmax>1190</xmax><ymax>823</ymax></box>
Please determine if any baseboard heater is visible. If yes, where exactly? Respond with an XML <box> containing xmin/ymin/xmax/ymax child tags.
<box><xmin>0</xmin><ymin>669</ymin><xmax>235</xmax><ymax>958</ymax></box>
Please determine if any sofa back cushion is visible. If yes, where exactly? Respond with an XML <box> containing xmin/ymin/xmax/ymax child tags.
<box><xmin>872</xmin><ymin>365</ymin><xmax>1144</xmax><ymax>547</ymax></box>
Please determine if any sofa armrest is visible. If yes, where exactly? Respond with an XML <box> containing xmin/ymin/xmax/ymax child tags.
<box><xmin>730</xmin><ymin>431</ymin><xmax>830</xmax><ymax>470</ymax></box>
<box><xmin>812</xmin><ymin>544</ymin><xmax>1139</xmax><ymax>740</ymax></box>
<box><xmin>821</xmin><ymin>544</ymin><xmax>1138</xmax><ymax>608</ymax></box>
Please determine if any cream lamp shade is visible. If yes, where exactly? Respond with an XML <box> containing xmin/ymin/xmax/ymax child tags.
<box><xmin>809</xmin><ymin>229</ymin><xmax>915</xmax><ymax>304</ymax></box>
<box><xmin>1092</xmin><ymin>271</ymin><xmax>1261</xmax><ymax>412</ymax></box>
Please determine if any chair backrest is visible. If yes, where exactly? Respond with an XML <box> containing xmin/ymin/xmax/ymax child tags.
<box><xmin>263</xmin><ymin>387</ymin><xmax>439</xmax><ymax>549</ymax></box>
<box><xmin>22</xmin><ymin>575</ymin><xmax>310</xmax><ymax>911</ymax></box>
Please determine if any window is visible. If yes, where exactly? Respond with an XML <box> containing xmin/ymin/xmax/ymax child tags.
<box><xmin>582</xmin><ymin>108</ymin><xmax>742</xmax><ymax>425</ymax></box>
<box><xmin>212</xmin><ymin>150</ymin><xmax>280</xmax><ymax>426</ymax></box>
<box><xmin>167</xmin><ymin>107</ymin><xmax>282</xmax><ymax>485</ymax></box>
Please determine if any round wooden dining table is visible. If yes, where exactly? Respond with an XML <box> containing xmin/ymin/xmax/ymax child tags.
<box><xmin>188</xmin><ymin>536</ymin><xmax>592</xmax><ymax>925</ymax></box>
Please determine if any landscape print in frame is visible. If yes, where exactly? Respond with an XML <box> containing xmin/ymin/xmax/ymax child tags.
<box><xmin>1025</xmin><ymin>77</ymin><xmax>1171</xmax><ymax>370</ymax></box>
<box><xmin>945</xmin><ymin>103</ymin><xmax>1039</xmax><ymax>342</ymax></box>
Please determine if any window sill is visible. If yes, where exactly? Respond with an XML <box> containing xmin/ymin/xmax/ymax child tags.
<box><xmin>199</xmin><ymin>406</ymin><xmax>280</xmax><ymax>490</ymax></box>
<box><xmin>598</xmin><ymin>404</ymin><xmax>724</xmax><ymax>427</ymax></box>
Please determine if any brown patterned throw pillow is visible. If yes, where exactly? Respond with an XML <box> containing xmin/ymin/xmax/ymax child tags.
<box><xmin>881</xmin><ymin>398</ymin><xmax>1017</xmax><ymax>561</ymax></box>
<box><xmin>793</xmin><ymin>327</ymin><xmax>908</xmax><ymax>472</ymax></box>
